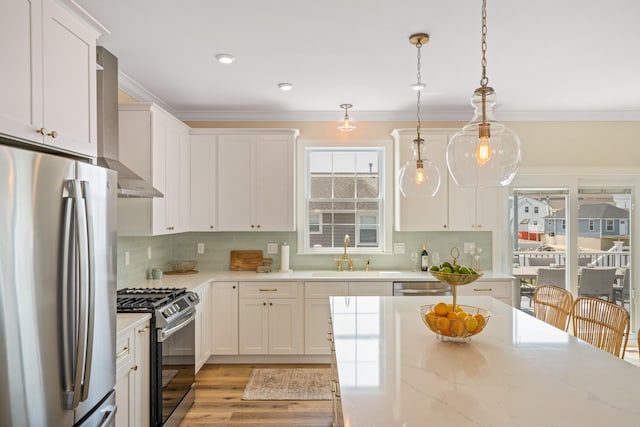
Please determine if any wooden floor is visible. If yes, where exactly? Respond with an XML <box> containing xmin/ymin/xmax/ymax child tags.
<box><xmin>179</xmin><ymin>364</ymin><xmax>333</xmax><ymax>427</ymax></box>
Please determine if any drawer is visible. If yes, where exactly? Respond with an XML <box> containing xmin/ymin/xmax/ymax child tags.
<box><xmin>239</xmin><ymin>281</ymin><xmax>298</xmax><ymax>298</ymax></box>
<box><xmin>305</xmin><ymin>282</ymin><xmax>348</xmax><ymax>298</ymax></box>
<box><xmin>115</xmin><ymin>329</ymin><xmax>134</xmax><ymax>370</ymax></box>
<box><xmin>456</xmin><ymin>281</ymin><xmax>510</xmax><ymax>298</ymax></box>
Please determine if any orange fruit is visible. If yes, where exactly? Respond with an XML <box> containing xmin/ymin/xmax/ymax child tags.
<box><xmin>446</xmin><ymin>312</ymin><xmax>459</xmax><ymax>320</ymax></box>
<box><xmin>434</xmin><ymin>302</ymin><xmax>449</xmax><ymax>316</ymax></box>
<box><xmin>451</xmin><ymin>319</ymin><xmax>466</xmax><ymax>337</ymax></box>
<box><xmin>464</xmin><ymin>316</ymin><xmax>479</xmax><ymax>333</ymax></box>
<box><xmin>474</xmin><ymin>313</ymin><xmax>486</xmax><ymax>329</ymax></box>
<box><xmin>456</xmin><ymin>311</ymin><xmax>469</xmax><ymax>320</ymax></box>
<box><xmin>436</xmin><ymin>316</ymin><xmax>451</xmax><ymax>334</ymax></box>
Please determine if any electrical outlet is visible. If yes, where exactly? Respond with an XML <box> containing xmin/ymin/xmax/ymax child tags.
<box><xmin>393</xmin><ymin>242</ymin><xmax>405</xmax><ymax>254</ymax></box>
<box><xmin>124</xmin><ymin>251</ymin><xmax>130</xmax><ymax>266</ymax></box>
<box><xmin>147</xmin><ymin>246</ymin><xmax>152</xmax><ymax>259</ymax></box>
<box><xmin>267</xmin><ymin>243</ymin><xmax>278</xmax><ymax>254</ymax></box>
<box><xmin>197</xmin><ymin>243</ymin><xmax>205</xmax><ymax>254</ymax></box>
<box><xmin>464</xmin><ymin>242</ymin><xmax>476</xmax><ymax>254</ymax></box>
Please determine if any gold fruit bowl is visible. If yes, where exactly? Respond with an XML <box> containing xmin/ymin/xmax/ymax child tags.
<box><xmin>430</xmin><ymin>270</ymin><xmax>483</xmax><ymax>287</ymax></box>
<box><xmin>419</xmin><ymin>304</ymin><xmax>491</xmax><ymax>343</ymax></box>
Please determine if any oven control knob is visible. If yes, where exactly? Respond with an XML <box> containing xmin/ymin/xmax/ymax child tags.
<box><xmin>188</xmin><ymin>294</ymin><xmax>199</xmax><ymax>303</ymax></box>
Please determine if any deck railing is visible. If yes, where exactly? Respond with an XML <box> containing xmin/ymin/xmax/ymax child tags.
<box><xmin>514</xmin><ymin>251</ymin><xmax>630</xmax><ymax>268</ymax></box>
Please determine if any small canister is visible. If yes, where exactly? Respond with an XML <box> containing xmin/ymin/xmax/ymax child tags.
<box><xmin>151</xmin><ymin>268</ymin><xmax>163</xmax><ymax>280</ymax></box>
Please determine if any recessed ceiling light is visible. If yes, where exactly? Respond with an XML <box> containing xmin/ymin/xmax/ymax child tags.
<box><xmin>278</xmin><ymin>82</ymin><xmax>293</xmax><ymax>91</ymax></box>
<box><xmin>215</xmin><ymin>53</ymin><xmax>236</xmax><ymax>64</ymax></box>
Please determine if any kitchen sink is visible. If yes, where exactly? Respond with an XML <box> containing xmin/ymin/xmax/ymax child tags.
<box><xmin>310</xmin><ymin>271</ymin><xmax>381</xmax><ymax>278</ymax></box>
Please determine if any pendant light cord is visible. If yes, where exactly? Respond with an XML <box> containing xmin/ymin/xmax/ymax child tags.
<box><xmin>480</xmin><ymin>0</ymin><xmax>489</xmax><ymax>125</ymax></box>
<box><xmin>415</xmin><ymin>41</ymin><xmax>423</xmax><ymax>161</ymax></box>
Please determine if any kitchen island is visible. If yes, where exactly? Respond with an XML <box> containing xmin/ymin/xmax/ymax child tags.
<box><xmin>329</xmin><ymin>295</ymin><xmax>640</xmax><ymax>427</ymax></box>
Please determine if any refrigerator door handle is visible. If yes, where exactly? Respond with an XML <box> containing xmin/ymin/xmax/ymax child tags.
<box><xmin>62</xmin><ymin>180</ymin><xmax>94</xmax><ymax>409</ymax></box>
<box><xmin>60</xmin><ymin>195</ymin><xmax>75</xmax><ymax>410</ymax></box>
<box><xmin>80</xmin><ymin>180</ymin><xmax>96</xmax><ymax>403</ymax></box>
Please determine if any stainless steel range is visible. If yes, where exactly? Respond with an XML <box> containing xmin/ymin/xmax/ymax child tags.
<box><xmin>117</xmin><ymin>288</ymin><xmax>199</xmax><ymax>427</ymax></box>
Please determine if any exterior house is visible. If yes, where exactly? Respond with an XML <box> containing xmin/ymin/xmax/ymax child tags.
<box><xmin>308</xmin><ymin>173</ymin><xmax>380</xmax><ymax>248</ymax></box>
<box><xmin>516</xmin><ymin>196</ymin><xmax>548</xmax><ymax>241</ymax></box>
<box><xmin>545</xmin><ymin>203</ymin><xmax>630</xmax><ymax>249</ymax></box>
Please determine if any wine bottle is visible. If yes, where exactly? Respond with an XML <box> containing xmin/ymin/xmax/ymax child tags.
<box><xmin>420</xmin><ymin>243</ymin><xmax>429</xmax><ymax>271</ymax></box>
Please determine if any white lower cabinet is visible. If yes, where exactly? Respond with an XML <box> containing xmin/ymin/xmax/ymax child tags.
<box><xmin>116</xmin><ymin>314</ymin><xmax>150</xmax><ymax>427</ymax></box>
<box><xmin>238</xmin><ymin>282</ymin><xmax>300</xmax><ymax>355</ymax></box>
<box><xmin>304</xmin><ymin>282</ymin><xmax>348</xmax><ymax>355</ymax></box>
<box><xmin>303</xmin><ymin>281</ymin><xmax>391</xmax><ymax>355</ymax></box>
<box><xmin>211</xmin><ymin>282</ymin><xmax>239</xmax><ymax>355</ymax></box>
<box><xmin>194</xmin><ymin>283</ymin><xmax>211</xmax><ymax>373</ymax></box>
<box><xmin>456</xmin><ymin>280</ymin><xmax>513</xmax><ymax>305</ymax></box>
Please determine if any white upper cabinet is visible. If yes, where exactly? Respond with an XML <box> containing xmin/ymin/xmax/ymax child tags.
<box><xmin>213</xmin><ymin>129</ymin><xmax>298</xmax><ymax>232</ymax></box>
<box><xmin>449</xmin><ymin>185</ymin><xmax>505</xmax><ymax>231</ymax></box>
<box><xmin>117</xmin><ymin>103</ymin><xmax>191</xmax><ymax>236</ymax></box>
<box><xmin>190</xmin><ymin>133</ymin><xmax>217</xmax><ymax>231</ymax></box>
<box><xmin>0</xmin><ymin>0</ymin><xmax>102</xmax><ymax>158</ymax></box>
<box><xmin>392</xmin><ymin>129</ymin><xmax>450</xmax><ymax>231</ymax></box>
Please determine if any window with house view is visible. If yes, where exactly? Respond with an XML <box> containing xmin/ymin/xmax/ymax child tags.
<box><xmin>304</xmin><ymin>148</ymin><xmax>384</xmax><ymax>252</ymax></box>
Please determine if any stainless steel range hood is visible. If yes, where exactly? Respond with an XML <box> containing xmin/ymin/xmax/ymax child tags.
<box><xmin>96</xmin><ymin>47</ymin><xmax>162</xmax><ymax>198</ymax></box>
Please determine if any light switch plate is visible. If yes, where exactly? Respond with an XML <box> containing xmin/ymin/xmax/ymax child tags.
<box><xmin>393</xmin><ymin>242</ymin><xmax>405</xmax><ymax>254</ymax></box>
<box><xmin>147</xmin><ymin>246</ymin><xmax>152</xmax><ymax>259</ymax></box>
<box><xmin>267</xmin><ymin>243</ymin><xmax>278</xmax><ymax>254</ymax></box>
<box><xmin>197</xmin><ymin>243</ymin><xmax>205</xmax><ymax>254</ymax></box>
<box><xmin>124</xmin><ymin>251</ymin><xmax>130</xmax><ymax>266</ymax></box>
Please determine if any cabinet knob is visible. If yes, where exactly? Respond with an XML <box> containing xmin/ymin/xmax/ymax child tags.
<box><xmin>131</xmin><ymin>365</ymin><xmax>138</xmax><ymax>371</ymax></box>
<box><xmin>269</xmin><ymin>302</ymin><xmax>273</xmax><ymax>306</ymax></box>
<box><xmin>443</xmin><ymin>225</ymin><xmax>447</xmax><ymax>229</ymax></box>
<box><xmin>210</xmin><ymin>225</ymin><xmax>214</xmax><ymax>229</ymax></box>
<box><xmin>232</xmin><ymin>285</ymin><xmax>236</xmax><ymax>289</ymax></box>
<box><xmin>263</xmin><ymin>302</ymin><xmax>267</xmax><ymax>306</ymax></box>
<box><xmin>48</xmin><ymin>130</ymin><xmax>58</xmax><ymax>138</ymax></box>
<box><xmin>137</xmin><ymin>326</ymin><xmax>149</xmax><ymax>333</ymax></box>
<box><xmin>36</xmin><ymin>127</ymin><xmax>47</xmax><ymax>135</ymax></box>
<box><xmin>251</xmin><ymin>225</ymin><xmax>255</xmax><ymax>228</ymax></box>
<box><xmin>257</xmin><ymin>224</ymin><xmax>261</xmax><ymax>228</ymax></box>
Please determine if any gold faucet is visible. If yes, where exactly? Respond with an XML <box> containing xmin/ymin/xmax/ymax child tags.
<box><xmin>336</xmin><ymin>234</ymin><xmax>354</xmax><ymax>271</ymax></box>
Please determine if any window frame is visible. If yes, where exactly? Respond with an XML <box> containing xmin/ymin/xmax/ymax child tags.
<box><xmin>296</xmin><ymin>139</ymin><xmax>393</xmax><ymax>255</ymax></box>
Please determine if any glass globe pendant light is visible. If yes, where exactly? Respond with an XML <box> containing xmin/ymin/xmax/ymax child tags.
<box><xmin>399</xmin><ymin>33</ymin><xmax>440</xmax><ymax>198</ymax></box>
<box><xmin>446</xmin><ymin>0</ymin><xmax>521</xmax><ymax>187</ymax></box>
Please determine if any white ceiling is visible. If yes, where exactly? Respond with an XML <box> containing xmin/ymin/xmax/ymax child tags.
<box><xmin>75</xmin><ymin>0</ymin><xmax>640</xmax><ymax>122</ymax></box>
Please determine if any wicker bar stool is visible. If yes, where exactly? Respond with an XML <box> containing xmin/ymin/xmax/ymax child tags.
<box><xmin>533</xmin><ymin>285</ymin><xmax>573</xmax><ymax>331</ymax></box>
<box><xmin>571</xmin><ymin>296</ymin><xmax>630</xmax><ymax>358</ymax></box>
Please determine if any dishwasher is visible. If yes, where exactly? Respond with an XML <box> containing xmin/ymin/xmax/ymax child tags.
<box><xmin>393</xmin><ymin>281</ymin><xmax>452</xmax><ymax>296</ymax></box>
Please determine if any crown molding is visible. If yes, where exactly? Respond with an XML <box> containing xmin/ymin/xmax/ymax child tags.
<box><xmin>118</xmin><ymin>75</ymin><xmax>640</xmax><ymax>123</ymax></box>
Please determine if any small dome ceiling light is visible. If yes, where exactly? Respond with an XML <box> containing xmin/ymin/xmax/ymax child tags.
<box><xmin>337</xmin><ymin>104</ymin><xmax>356</xmax><ymax>132</ymax></box>
<box><xmin>215</xmin><ymin>53</ymin><xmax>236</xmax><ymax>64</ymax></box>
<box><xmin>278</xmin><ymin>82</ymin><xmax>294</xmax><ymax>91</ymax></box>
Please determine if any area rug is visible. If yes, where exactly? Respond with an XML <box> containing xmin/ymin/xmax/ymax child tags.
<box><xmin>241</xmin><ymin>368</ymin><xmax>332</xmax><ymax>400</ymax></box>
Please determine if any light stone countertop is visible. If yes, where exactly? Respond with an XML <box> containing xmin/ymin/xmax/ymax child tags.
<box><xmin>125</xmin><ymin>270</ymin><xmax>514</xmax><ymax>291</ymax></box>
<box><xmin>116</xmin><ymin>313</ymin><xmax>150</xmax><ymax>335</ymax></box>
<box><xmin>330</xmin><ymin>295</ymin><xmax>640</xmax><ymax>427</ymax></box>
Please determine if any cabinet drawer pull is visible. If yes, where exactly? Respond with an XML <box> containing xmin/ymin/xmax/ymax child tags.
<box><xmin>473</xmin><ymin>288</ymin><xmax>492</xmax><ymax>292</ymax></box>
<box><xmin>137</xmin><ymin>326</ymin><xmax>149</xmax><ymax>333</ymax></box>
<box><xmin>116</xmin><ymin>346</ymin><xmax>129</xmax><ymax>358</ymax></box>
<box><xmin>259</xmin><ymin>288</ymin><xmax>278</xmax><ymax>292</ymax></box>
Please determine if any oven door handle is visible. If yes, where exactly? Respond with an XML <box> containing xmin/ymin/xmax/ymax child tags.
<box><xmin>158</xmin><ymin>314</ymin><xmax>196</xmax><ymax>342</ymax></box>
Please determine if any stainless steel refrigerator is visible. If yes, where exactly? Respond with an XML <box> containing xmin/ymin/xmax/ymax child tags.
<box><xmin>0</xmin><ymin>143</ymin><xmax>118</xmax><ymax>426</ymax></box>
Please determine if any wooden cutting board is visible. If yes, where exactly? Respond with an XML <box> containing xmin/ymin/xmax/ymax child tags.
<box><xmin>230</xmin><ymin>250</ymin><xmax>267</xmax><ymax>271</ymax></box>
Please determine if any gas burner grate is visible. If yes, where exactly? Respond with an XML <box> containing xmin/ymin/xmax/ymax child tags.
<box><xmin>117</xmin><ymin>287</ymin><xmax>187</xmax><ymax>311</ymax></box>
